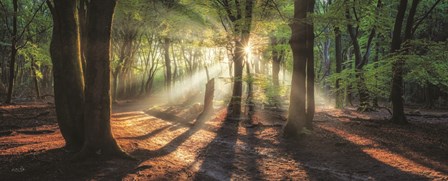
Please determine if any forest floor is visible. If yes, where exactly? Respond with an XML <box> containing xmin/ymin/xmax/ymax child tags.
<box><xmin>0</xmin><ymin>98</ymin><xmax>448</xmax><ymax>181</ymax></box>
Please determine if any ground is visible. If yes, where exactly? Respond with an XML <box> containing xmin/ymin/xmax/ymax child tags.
<box><xmin>0</xmin><ymin>99</ymin><xmax>447</xmax><ymax>181</ymax></box>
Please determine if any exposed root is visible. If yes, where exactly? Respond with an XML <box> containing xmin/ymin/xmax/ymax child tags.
<box><xmin>356</xmin><ymin>105</ymin><xmax>376</xmax><ymax>112</ymax></box>
<box><xmin>375</xmin><ymin>106</ymin><xmax>392</xmax><ymax>115</ymax></box>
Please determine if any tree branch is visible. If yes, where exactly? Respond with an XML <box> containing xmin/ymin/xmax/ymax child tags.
<box><xmin>17</xmin><ymin>0</ymin><xmax>47</xmax><ymax>40</ymax></box>
<box><xmin>412</xmin><ymin>0</ymin><xmax>442</xmax><ymax>35</ymax></box>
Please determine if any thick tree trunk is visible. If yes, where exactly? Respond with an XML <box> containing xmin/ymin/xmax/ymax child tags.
<box><xmin>391</xmin><ymin>0</ymin><xmax>419</xmax><ymax>123</ymax></box>
<box><xmin>305</xmin><ymin>0</ymin><xmax>315</xmax><ymax>129</ymax></box>
<box><xmin>230</xmin><ymin>40</ymin><xmax>244</xmax><ymax>118</ymax></box>
<box><xmin>78</xmin><ymin>0</ymin><xmax>88</xmax><ymax>77</ymax></box>
<box><xmin>77</xmin><ymin>0</ymin><xmax>126</xmax><ymax>158</ymax></box>
<box><xmin>226</xmin><ymin>0</ymin><xmax>254</xmax><ymax>119</ymax></box>
<box><xmin>5</xmin><ymin>0</ymin><xmax>18</xmax><ymax>104</ymax></box>
<box><xmin>390</xmin><ymin>0</ymin><xmax>409</xmax><ymax>124</ymax></box>
<box><xmin>48</xmin><ymin>0</ymin><xmax>86</xmax><ymax>150</ymax></box>
<box><xmin>284</xmin><ymin>0</ymin><xmax>307</xmax><ymax>138</ymax></box>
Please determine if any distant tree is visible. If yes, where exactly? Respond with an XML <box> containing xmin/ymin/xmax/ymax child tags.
<box><xmin>0</xmin><ymin>0</ymin><xmax>46</xmax><ymax>103</ymax></box>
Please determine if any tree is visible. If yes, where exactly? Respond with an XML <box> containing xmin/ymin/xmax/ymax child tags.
<box><xmin>77</xmin><ymin>0</ymin><xmax>127</xmax><ymax>158</ymax></box>
<box><xmin>344</xmin><ymin>0</ymin><xmax>382</xmax><ymax>111</ymax></box>
<box><xmin>47</xmin><ymin>0</ymin><xmax>127</xmax><ymax>158</ymax></box>
<box><xmin>334</xmin><ymin>26</ymin><xmax>343</xmax><ymax>108</ymax></box>
<box><xmin>0</xmin><ymin>0</ymin><xmax>46</xmax><ymax>103</ymax></box>
<box><xmin>305</xmin><ymin>0</ymin><xmax>315</xmax><ymax>129</ymax></box>
<box><xmin>47</xmin><ymin>0</ymin><xmax>86</xmax><ymax>150</ymax></box>
<box><xmin>212</xmin><ymin>0</ymin><xmax>255</xmax><ymax>118</ymax></box>
<box><xmin>390</xmin><ymin>0</ymin><xmax>430</xmax><ymax>123</ymax></box>
<box><xmin>284</xmin><ymin>0</ymin><xmax>314</xmax><ymax>137</ymax></box>
<box><xmin>5</xmin><ymin>0</ymin><xmax>18</xmax><ymax>104</ymax></box>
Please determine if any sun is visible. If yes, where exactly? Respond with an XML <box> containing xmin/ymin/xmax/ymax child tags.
<box><xmin>244</xmin><ymin>46</ymin><xmax>251</xmax><ymax>54</ymax></box>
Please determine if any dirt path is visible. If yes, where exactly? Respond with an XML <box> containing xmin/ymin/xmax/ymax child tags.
<box><xmin>1</xmin><ymin>101</ymin><xmax>447</xmax><ymax>180</ymax></box>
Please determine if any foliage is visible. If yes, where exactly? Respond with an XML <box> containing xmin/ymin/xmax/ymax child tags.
<box><xmin>404</xmin><ymin>40</ymin><xmax>448</xmax><ymax>91</ymax></box>
<box><xmin>251</xmin><ymin>74</ymin><xmax>288</xmax><ymax>106</ymax></box>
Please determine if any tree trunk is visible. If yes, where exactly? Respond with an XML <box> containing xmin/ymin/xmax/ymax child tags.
<box><xmin>164</xmin><ymin>38</ymin><xmax>172</xmax><ymax>92</ymax></box>
<box><xmin>391</xmin><ymin>0</ymin><xmax>420</xmax><ymax>122</ymax></box>
<box><xmin>305</xmin><ymin>0</ymin><xmax>315</xmax><ymax>129</ymax></box>
<box><xmin>48</xmin><ymin>0</ymin><xmax>86</xmax><ymax>150</ymax></box>
<box><xmin>172</xmin><ymin>43</ymin><xmax>178</xmax><ymax>88</ymax></box>
<box><xmin>271</xmin><ymin>37</ymin><xmax>281</xmax><ymax>87</ymax></box>
<box><xmin>112</xmin><ymin>71</ymin><xmax>119</xmax><ymax>102</ymax></box>
<box><xmin>31</xmin><ymin>58</ymin><xmax>41</xmax><ymax>98</ymax></box>
<box><xmin>373</xmin><ymin>35</ymin><xmax>381</xmax><ymax>107</ymax></box>
<box><xmin>284</xmin><ymin>0</ymin><xmax>308</xmax><ymax>138</ymax></box>
<box><xmin>5</xmin><ymin>0</ymin><xmax>18</xmax><ymax>104</ymax></box>
<box><xmin>390</xmin><ymin>0</ymin><xmax>409</xmax><ymax>124</ymax></box>
<box><xmin>346</xmin><ymin>8</ymin><xmax>371</xmax><ymax>111</ymax></box>
<box><xmin>334</xmin><ymin>27</ymin><xmax>343</xmax><ymax>108</ymax></box>
<box><xmin>197</xmin><ymin>78</ymin><xmax>215</xmax><ymax>122</ymax></box>
<box><xmin>229</xmin><ymin>40</ymin><xmax>244</xmax><ymax>117</ymax></box>
<box><xmin>226</xmin><ymin>0</ymin><xmax>254</xmax><ymax>119</ymax></box>
<box><xmin>77</xmin><ymin>0</ymin><xmax>127</xmax><ymax>158</ymax></box>
<box><xmin>321</xmin><ymin>37</ymin><xmax>331</xmax><ymax>96</ymax></box>
<box><xmin>78</xmin><ymin>0</ymin><xmax>88</xmax><ymax>77</ymax></box>
<box><xmin>246</xmin><ymin>60</ymin><xmax>254</xmax><ymax>119</ymax></box>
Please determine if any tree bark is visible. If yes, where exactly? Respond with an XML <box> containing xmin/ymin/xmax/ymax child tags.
<box><xmin>197</xmin><ymin>78</ymin><xmax>215</xmax><ymax>122</ymax></box>
<box><xmin>164</xmin><ymin>37</ymin><xmax>172</xmax><ymax>92</ymax></box>
<box><xmin>77</xmin><ymin>0</ymin><xmax>127</xmax><ymax>158</ymax></box>
<box><xmin>228</xmin><ymin>0</ymin><xmax>254</xmax><ymax>119</ymax></box>
<box><xmin>31</xmin><ymin>58</ymin><xmax>41</xmax><ymax>98</ymax></box>
<box><xmin>345</xmin><ymin>7</ymin><xmax>371</xmax><ymax>111</ymax></box>
<box><xmin>391</xmin><ymin>0</ymin><xmax>420</xmax><ymax>123</ymax></box>
<box><xmin>230</xmin><ymin>40</ymin><xmax>244</xmax><ymax>117</ymax></box>
<box><xmin>271</xmin><ymin>37</ymin><xmax>281</xmax><ymax>87</ymax></box>
<box><xmin>390</xmin><ymin>0</ymin><xmax>409</xmax><ymax>124</ymax></box>
<box><xmin>48</xmin><ymin>0</ymin><xmax>86</xmax><ymax>150</ymax></box>
<box><xmin>78</xmin><ymin>0</ymin><xmax>88</xmax><ymax>77</ymax></box>
<box><xmin>5</xmin><ymin>0</ymin><xmax>18</xmax><ymax>104</ymax></box>
<box><xmin>305</xmin><ymin>0</ymin><xmax>315</xmax><ymax>129</ymax></box>
<box><xmin>334</xmin><ymin>27</ymin><xmax>343</xmax><ymax>108</ymax></box>
<box><xmin>284</xmin><ymin>0</ymin><xmax>308</xmax><ymax>138</ymax></box>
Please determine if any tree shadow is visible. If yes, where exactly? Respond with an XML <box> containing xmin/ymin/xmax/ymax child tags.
<box><xmin>282</xmin><ymin>126</ymin><xmax>432</xmax><ymax>180</ymax></box>
<box><xmin>193</xmin><ymin>113</ymin><xmax>240</xmax><ymax>181</ymax></box>
<box><xmin>0</xmin><ymin>147</ymin><xmax>140</xmax><ymax>180</ymax></box>
<box><xmin>338</xmin><ymin>120</ymin><xmax>448</xmax><ymax>175</ymax></box>
<box><xmin>118</xmin><ymin>124</ymin><xmax>172</xmax><ymax>140</ymax></box>
<box><xmin>129</xmin><ymin>108</ymin><xmax>215</xmax><ymax>157</ymax></box>
<box><xmin>238</xmin><ymin>123</ymin><xmax>264</xmax><ymax>180</ymax></box>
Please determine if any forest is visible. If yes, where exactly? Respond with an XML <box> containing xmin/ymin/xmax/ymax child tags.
<box><xmin>0</xmin><ymin>0</ymin><xmax>447</xmax><ymax>180</ymax></box>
